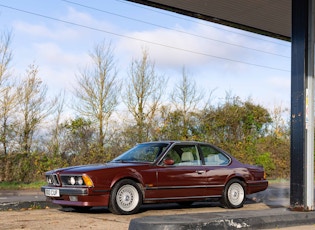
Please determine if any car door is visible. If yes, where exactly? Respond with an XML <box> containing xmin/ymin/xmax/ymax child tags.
<box><xmin>153</xmin><ymin>144</ymin><xmax>208</xmax><ymax>200</ymax></box>
<box><xmin>199</xmin><ymin>144</ymin><xmax>232</xmax><ymax>196</ymax></box>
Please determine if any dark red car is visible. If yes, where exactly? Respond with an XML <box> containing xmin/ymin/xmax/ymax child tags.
<box><xmin>41</xmin><ymin>141</ymin><xmax>268</xmax><ymax>215</ymax></box>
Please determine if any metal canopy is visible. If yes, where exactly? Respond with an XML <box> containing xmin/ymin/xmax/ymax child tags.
<box><xmin>127</xmin><ymin>0</ymin><xmax>291</xmax><ymax>41</ymax></box>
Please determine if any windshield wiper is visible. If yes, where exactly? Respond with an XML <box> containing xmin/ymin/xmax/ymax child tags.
<box><xmin>111</xmin><ymin>159</ymin><xmax>126</xmax><ymax>163</ymax></box>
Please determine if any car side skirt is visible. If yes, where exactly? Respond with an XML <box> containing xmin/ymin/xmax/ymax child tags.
<box><xmin>145</xmin><ymin>184</ymin><xmax>224</xmax><ymax>190</ymax></box>
<box><xmin>144</xmin><ymin>195</ymin><xmax>221</xmax><ymax>203</ymax></box>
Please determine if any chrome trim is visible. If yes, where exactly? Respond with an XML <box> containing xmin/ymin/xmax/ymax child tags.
<box><xmin>145</xmin><ymin>195</ymin><xmax>221</xmax><ymax>201</ymax></box>
<box><xmin>146</xmin><ymin>184</ymin><xmax>224</xmax><ymax>190</ymax></box>
<box><xmin>41</xmin><ymin>186</ymin><xmax>88</xmax><ymax>196</ymax></box>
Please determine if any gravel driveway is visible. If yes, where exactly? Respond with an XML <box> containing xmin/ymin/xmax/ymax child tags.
<box><xmin>0</xmin><ymin>201</ymin><xmax>271</xmax><ymax>230</ymax></box>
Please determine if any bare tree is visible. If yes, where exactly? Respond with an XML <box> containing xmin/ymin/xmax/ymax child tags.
<box><xmin>123</xmin><ymin>49</ymin><xmax>166</xmax><ymax>143</ymax></box>
<box><xmin>170</xmin><ymin>67</ymin><xmax>203</xmax><ymax>139</ymax></box>
<box><xmin>0</xmin><ymin>30</ymin><xmax>16</xmax><ymax>154</ymax></box>
<box><xmin>48</xmin><ymin>90</ymin><xmax>66</xmax><ymax>155</ymax></box>
<box><xmin>0</xmin><ymin>85</ymin><xmax>18</xmax><ymax>155</ymax></box>
<box><xmin>16</xmin><ymin>64</ymin><xmax>53</xmax><ymax>153</ymax></box>
<box><xmin>74</xmin><ymin>41</ymin><xmax>120</xmax><ymax>149</ymax></box>
<box><xmin>0</xmin><ymin>30</ymin><xmax>12</xmax><ymax>86</ymax></box>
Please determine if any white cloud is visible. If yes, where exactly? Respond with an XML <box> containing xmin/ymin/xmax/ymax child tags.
<box><xmin>32</xmin><ymin>42</ymin><xmax>89</xmax><ymax>96</ymax></box>
<box><xmin>33</xmin><ymin>42</ymin><xmax>87</xmax><ymax>67</ymax></box>
<box><xmin>116</xmin><ymin>21</ymin><xmax>290</xmax><ymax>75</ymax></box>
<box><xmin>113</xmin><ymin>21</ymin><xmax>291</xmax><ymax>110</ymax></box>
<box><xmin>1</xmin><ymin>0</ymin><xmax>292</xmax><ymax>110</ymax></box>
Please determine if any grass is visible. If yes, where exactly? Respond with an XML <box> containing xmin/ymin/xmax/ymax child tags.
<box><xmin>0</xmin><ymin>180</ymin><xmax>46</xmax><ymax>190</ymax></box>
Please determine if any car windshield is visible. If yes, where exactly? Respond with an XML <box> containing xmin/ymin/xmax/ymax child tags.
<box><xmin>111</xmin><ymin>143</ymin><xmax>169</xmax><ymax>163</ymax></box>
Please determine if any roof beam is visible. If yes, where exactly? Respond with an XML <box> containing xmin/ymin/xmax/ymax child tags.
<box><xmin>127</xmin><ymin>0</ymin><xmax>291</xmax><ymax>41</ymax></box>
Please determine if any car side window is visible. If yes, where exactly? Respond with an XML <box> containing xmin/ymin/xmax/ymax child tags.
<box><xmin>200</xmin><ymin>145</ymin><xmax>230</xmax><ymax>166</ymax></box>
<box><xmin>163</xmin><ymin>145</ymin><xmax>201</xmax><ymax>166</ymax></box>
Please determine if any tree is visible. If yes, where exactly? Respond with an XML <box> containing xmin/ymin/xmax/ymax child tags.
<box><xmin>74</xmin><ymin>41</ymin><xmax>120</xmax><ymax>150</ymax></box>
<box><xmin>16</xmin><ymin>64</ymin><xmax>52</xmax><ymax>153</ymax></box>
<box><xmin>200</xmin><ymin>95</ymin><xmax>272</xmax><ymax>163</ymax></box>
<box><xmin>268</xmin><ymin>103</ymin><xmax>290</xmax><ymax>139</ymax></box>
<box><xmin>0</xmin><ymin>30</ymin><xmax>15</xmax><ymax>155</ymax></box>
<box><xmin>47</xmin><ymin>90</ymin><xmax>66</xmax><ymax>155</ymax></box>
<box><xmin>0</xmin><ymin>30</ymin><xmax>12</xmax><ymax>87</ymax></box>
<box><xmin>169</xmin><ymin>67</ymin><xmax>203</xmax><ymax>139</ymax></box>
<box><xmin>0</xmin><ymin>85</ymin><xmax>18</xmax><ymax>155</ymax></box>
<box><xmin>203</xmin><ymin>96</ymin><xmax>271</xmax><ymax>144</ymax></box>
<box><xmin>123</xmin><ymin>49</ymin><xmax>166</xmax><ymax>143</ymax></box>
<box><xmin>60</xmin><ymin>117</ymin><xmax>94</xmax><ymax>156</ymax></box>
<box><xmin>157</xmin><ymin>106</ymin><xmax>186</xmax><ymax>140</ymax></box>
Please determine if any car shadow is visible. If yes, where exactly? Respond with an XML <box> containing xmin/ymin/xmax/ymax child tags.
<box><xmin>247</xmin><ymin>183</ymin><xmax>290</xmax><ymax>208</ymax></box>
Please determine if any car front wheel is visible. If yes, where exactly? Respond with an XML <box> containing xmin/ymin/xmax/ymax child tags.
<box><xmin>109</xmin><ymin>179</ymin><xmax>142</xmax><ymax>215</ymax></box>
<box><xmin>221</xmin><ymin>179</ymin><xmax>246</xmax><ymax>209</ymax></box>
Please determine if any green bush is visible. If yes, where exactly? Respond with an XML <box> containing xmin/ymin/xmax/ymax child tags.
<box><xmin>255</xmin><ymin>152</ymin><xmax>276</xmax><ymax>177</ymax></box>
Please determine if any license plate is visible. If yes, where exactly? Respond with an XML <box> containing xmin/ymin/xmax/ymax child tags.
<box><xmin>45</xmin><ymin>188</ymin><xmax>60</xmax><ymax>197</ymax></box>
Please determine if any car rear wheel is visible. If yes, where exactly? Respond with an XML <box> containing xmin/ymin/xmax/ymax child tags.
<box><xmin>221</xmin><ymin>179</ymin><xmax>246</xmax><ymax>209</ymax></box>
<box><xmin>109</xmin><ymin>179</ymin><xmax>142</xmax><ymax>215</ymax></box>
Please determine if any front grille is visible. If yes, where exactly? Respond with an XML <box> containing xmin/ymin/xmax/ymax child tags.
<box><xmin>46</xmin><ymin>174</ymin><xmax>60</xmax><ymax>186</ymax></box>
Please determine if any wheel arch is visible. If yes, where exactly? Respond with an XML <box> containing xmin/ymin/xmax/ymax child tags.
<box><xmin>110</xmin><ymin>168</ymin><xmax>145</xmax><ymax>188</ymax></box>
<box><xmin>110</xmin><ymin>177</ymin><xmax>145</xmax><ymax>199</ymax></box>
<box><xmin>224</xmin><ymin>175</ymin><xmax>248</xmax><ymax>193</ymax></box>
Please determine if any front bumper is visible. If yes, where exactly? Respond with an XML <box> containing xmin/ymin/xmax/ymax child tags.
<box><xmin>41</xmin><ymin>186</ymin><xmax>110</xmax><ymax>207</ymax></box>
<box><xmin>41</xmin><ymin>186</ymin><xmax>88</xmax><ymax>196</ymax></box>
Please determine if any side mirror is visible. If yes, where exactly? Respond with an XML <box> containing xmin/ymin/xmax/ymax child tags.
<box><xmin>163</xmin><ymin>159</ymin><xmax>175</xmax><ymax>165</ymax></box>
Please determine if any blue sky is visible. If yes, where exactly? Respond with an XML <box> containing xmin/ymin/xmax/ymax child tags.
<box><xmin>0</xmin><ymin>0</ymin><xmax>291</xmax><ymax>112</ymax></box>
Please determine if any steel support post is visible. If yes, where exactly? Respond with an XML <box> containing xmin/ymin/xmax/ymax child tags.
<box><xmin>290</xmin><ymin>0</ymin><xmax>315</xmax><ymax>211</ymax></box>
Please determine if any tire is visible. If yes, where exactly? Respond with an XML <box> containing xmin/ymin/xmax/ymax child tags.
<box><xmin>221</xmin><ymin>179</ymin><xmax>246</xmax><ymax>209</ymax></box>
<box><xmin>109</xmin><ymin>179</ymin><xmax>143</xmax><ymax>215</ymax></box>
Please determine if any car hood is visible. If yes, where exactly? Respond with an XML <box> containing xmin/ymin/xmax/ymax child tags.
<box><xmin>48</xmin><ymin>162</ymin><xmax>149</xmax><ymax>174</ymax></box>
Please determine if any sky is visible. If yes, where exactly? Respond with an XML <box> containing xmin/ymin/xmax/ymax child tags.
<box><xmin>0</xmin><ymin>0</ymin><xmax>291</xmax><ymax>114</ymax></box>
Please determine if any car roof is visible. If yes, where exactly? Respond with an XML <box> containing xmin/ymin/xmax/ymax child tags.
<box><xmin>140</xmin><ymin>140</ymin><xmax>212</xmax><ymax>145</ymax></box>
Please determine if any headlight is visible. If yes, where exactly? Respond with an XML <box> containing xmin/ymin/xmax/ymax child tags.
<box><xmin>47</xmin><ymin>176</ymin><xmax>52</xmax><ymax>184</ymax></box>
<box><xmin>61</xmin><ymin>175</ymin><xmax>94</xmax><ymax>187</ymax></box>
<box><xmin>69</xmin><ymin>177</ymin><xmax>76</xmax><ymax>185</ymax></box>
<box><xmin>46</xmin><ymin>174</ymin><xmax>60</xmax><ymax>186</ymax></box>
<box><xmin>77</xmin><ymin>177</ymin><xmax>84</xmax><ymax>185</ymax></box>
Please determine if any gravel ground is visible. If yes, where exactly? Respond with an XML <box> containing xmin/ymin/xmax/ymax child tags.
<box><xmin>2</xmin><ymin>182</ymin><xmax>314</xmax><ymax>229</ymax></box>
<box><xmin>0</xmin><ymin>200</ymin><xmax>271</xmax><ymax>230</ymax></box>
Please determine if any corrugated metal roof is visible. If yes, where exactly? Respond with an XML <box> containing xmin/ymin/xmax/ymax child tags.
<box><xmin>127</xmin><ymin>0</ymin><xmax>291</xmax><ymax>41</ymax></box>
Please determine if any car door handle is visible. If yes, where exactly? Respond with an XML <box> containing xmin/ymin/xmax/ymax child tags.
<box><xmin>196</xmin><ymin>170</ymin><xmax>206</xmax><ymax>174</ymax></box>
